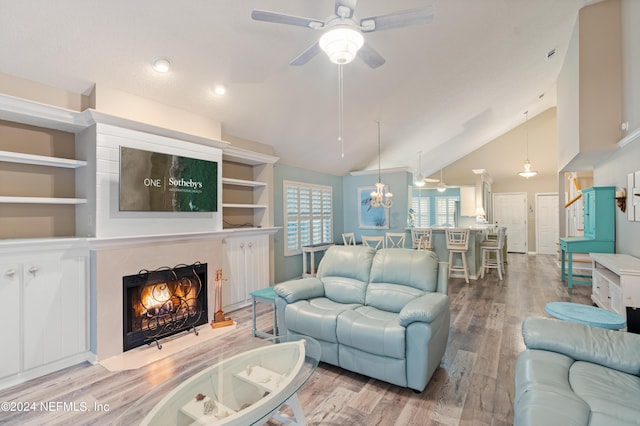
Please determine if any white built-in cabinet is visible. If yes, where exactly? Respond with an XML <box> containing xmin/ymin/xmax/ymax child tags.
<box><xmin>222</xmin><ymin>146</ymin><xmax>278</xmax><ymax>229</ymax></box>
<box><xmin>591</xmin><ymin>253</ymin><xmax>640</xmax><ymax>327</ymax></box>
<box><xmin>222</xmin><ymin>232</ymin><xmax>270</xmax><ymax>311</ymax></box>
<box><xmin>0</xmin><ymin>241</ymin><xmax>88</xmax><ymax>387</ymax></box>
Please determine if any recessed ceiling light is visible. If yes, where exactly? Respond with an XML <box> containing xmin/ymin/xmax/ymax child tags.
<box><xmin>213</xmin><ymin>84</ymin><xmax>227</xmax><ymax>95</ymax></box>
<box><xmin>153</xmin><ymin>58</ymin><xmax>171</xmax><ymax>73</ymax></box>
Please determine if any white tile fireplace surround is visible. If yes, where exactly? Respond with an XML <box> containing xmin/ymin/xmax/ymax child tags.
<box><xmin>89</xmin><ymin>232</ymin><xmax>225</xmax><ymax>362</ymax></box>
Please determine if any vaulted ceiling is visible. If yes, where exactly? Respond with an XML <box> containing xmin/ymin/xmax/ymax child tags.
<box><xmin>0</xmin><ymin>0</ymin><xmax>597</xmax><ymax>177</ymax></box>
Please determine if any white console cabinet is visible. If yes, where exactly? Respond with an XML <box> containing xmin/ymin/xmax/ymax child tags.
<box><xmin>591</xmin><ymin>253</ymin><xmax>640</xmax><ymax>323</ymax></box>
<box><xmin>0</xmin><ymin>241</ymin><xmax>88</xmax><ymax>388</ymax></box>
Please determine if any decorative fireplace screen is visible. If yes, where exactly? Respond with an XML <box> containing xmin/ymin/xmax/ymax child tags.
<box><xmin>123</xmin><ymin>262</ymin><xmax>208</xmax><ymax>351</ymax></box>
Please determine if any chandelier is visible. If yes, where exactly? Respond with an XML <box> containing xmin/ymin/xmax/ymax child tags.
<box><xmin>518</xmin><ymin>111</ymin><xmax>538</xmax><ymax>178</ymax></box>
<box><xmin>370</xmin><ymin>120</ymin><xmax>393</xmax><ymax>209</ymax></box>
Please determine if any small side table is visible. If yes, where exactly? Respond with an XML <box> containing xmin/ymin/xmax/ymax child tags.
<box><xmin>249</xmin><ymin>287</ymin><xmax>278</xmax><ymax>338</ymax></box>
<box><xmin>301</xmin><ymin>243</ymin><xmax>333</xmax><ymax>277</ymax></box>
<box><xmin>544</xmin><ymin>301</ymin><xmax>627</xmax><ymax>330</ymax></box>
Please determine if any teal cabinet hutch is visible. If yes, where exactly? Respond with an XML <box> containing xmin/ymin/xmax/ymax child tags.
<box><xmin>560</xmin><ymin>186</ymin><xmax>615</xmax><ymax>288</ymax></box>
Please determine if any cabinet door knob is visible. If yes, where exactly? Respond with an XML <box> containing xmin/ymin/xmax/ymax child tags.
<box><xmin>248</xmin><ymin>242</ymin><xmax>253</xmax><ymax>248</ymax></box>
<box><xmin>5</xmin><ymin>269</ymin><xmax>16</xmax><ymax>277</ymax></box>
<box><xmin>240</xmin><ymin>243</ymin><xmax>245</xmax><ymax>248</ymax></box>
<box><xmin>28</xmin><ymin>266</ymin><xmax>39</xmax><ymax>275</ymax></box>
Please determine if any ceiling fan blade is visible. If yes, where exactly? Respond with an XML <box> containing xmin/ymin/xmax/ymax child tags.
<box><xmin>335</xmin><ymin>0</ymin><xmax>358</xmax><ymax>19</ymax></box>
<box><xmin>423</xmin><ymin>178</ymin><xmax>440</xmax><ymax>183</ymax></box>
<box><xmin>360</xmin><ymin>6</ymin><xmax>434</xmax><ymax>32</ymax></box>
<box><xmin>290</xmin><ymin>42</ymin><xmax>322</xmax><ymax>66</ymax></box>
<box><xmin>357</xmin><ymin>43</ymin><xmax>386</xmax><ymax>69</ymax></box>
<box><xmin>251</xmin><ymin>10</ymin><xmax>325</xmax><ymax>29</ymax></box>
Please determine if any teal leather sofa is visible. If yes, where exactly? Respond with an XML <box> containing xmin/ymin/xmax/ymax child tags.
<box><xmin>515</xmin><ymin>317</ymin><xmax>640</xmax><ymax>425</ymax></box>
<box><xmin>274</xmin><ymin>245</ymin><xmax>450</xmax><ymax>392</ymax></box>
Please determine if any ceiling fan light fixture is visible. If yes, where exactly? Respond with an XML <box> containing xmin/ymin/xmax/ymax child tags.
<box><xmin>319</xmin><ymin>27</ymin><xmax>364</xmax><ymax>65</ymax></box>
<box><xmin>437</xmin><ymin>182</ymin><xmax>447</xmax><ymax>192</ymax></box>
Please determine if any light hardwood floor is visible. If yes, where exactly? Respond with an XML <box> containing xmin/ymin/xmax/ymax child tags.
<box><xmin>0</xmin><ymin>253</ymin><xmax>592</xmax><ymax>425</ymax></box>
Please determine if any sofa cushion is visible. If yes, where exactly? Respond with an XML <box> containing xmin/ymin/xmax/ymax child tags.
<box><xmin>570</xmin><ymin>361</ymin><xmax>640</xmax><ymax>425</ymax></box>
<box><xmin>317</xmin><ymin>245</ymin><xmax>376</xmax><ymax>305</ymax></box>
<box><xmin>336</xmin><ymin>306</ymin><xmax>405</xmax><ymax>359</ymax></box>
<box><xmin>367</xmin><ymin>248</ymin><xmax>438</xmax><ymax>312</ymax></box>
<box><xmin>283</xmin><ymin>297</ymin><xmax>361</xmax><ymax>343</ymax></box>
<box><xmin>514</xmin><ymin>349</ymin><xmax>591</xmax><ymax>426</ymax></box>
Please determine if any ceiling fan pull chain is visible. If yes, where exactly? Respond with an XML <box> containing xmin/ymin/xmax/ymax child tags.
<box><xmin>338</xmin><ymin>64</ymin><xmax>344</xmax><ymax>158</ymax></box>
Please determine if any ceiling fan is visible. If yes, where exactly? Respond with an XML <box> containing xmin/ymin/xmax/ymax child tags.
<box><xmin>251</xmin><ymin>1</ymin><xmax>434</xmax><ymax>69</ymax></box>
<box><xmin>414</xmin><ymin>151</ymin><xmax>439</xmax><ymax>187</ymax></box>
<box><xmin>436</xmin><ymin>168</ymin><xmax>448</xmax><ymax>192</ymax></box>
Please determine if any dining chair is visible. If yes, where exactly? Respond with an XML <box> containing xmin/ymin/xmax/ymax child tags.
<box><xmin>445</xmin><ymin>228</ymin><xmax>470</xmax><ymax>283</ymax></box>
<box><xmin>385</xmin><ymin>232</ymin><xmax>406</xmax><ymax>248</ymax></box>
<box><xmin>342</xmin><ymin>232</ymin><xmax>356</xmax><ymax>246</ymax></box>
<box><xmin>362</xmin><ymin>235</ymin><xmax>384</xmax><ymax>250</ymax></box>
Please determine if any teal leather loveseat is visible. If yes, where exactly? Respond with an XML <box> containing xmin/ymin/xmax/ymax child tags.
<box><xmin>515</xmin><ymin>317</ymin><xmax>640</xmax><ymax>425</ymax></box>
<box><xmin>274</xmin><ymin>245</ymin><xmax>450</xmax><ymax>392</ymax></box>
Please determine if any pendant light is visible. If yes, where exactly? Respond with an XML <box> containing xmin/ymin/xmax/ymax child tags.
<box><xmin>370</xmin><ymin>120</ymin><xmax>393</xmax><ymax>208</ymax></box>
<box><xmin>414</xmin><ymin>151</ymin><xmax>426</xmax><ymax>187</ymax></box>
<box><xmin>518</xmin><ymin>111</ymin><xmax>538</xmax><ymax>178</ymax></box>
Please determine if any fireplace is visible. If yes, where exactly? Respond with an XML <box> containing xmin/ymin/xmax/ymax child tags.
<box><xmin>122</xmin><ymin>262</ymin><xmax>208</xmax><ymax>351</ymax></box>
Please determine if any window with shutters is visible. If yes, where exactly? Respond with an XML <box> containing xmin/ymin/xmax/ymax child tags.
<box><xmin>410</xmin><ymin>188</ymin><xmax>459</xmax><ymax>227</ymax></box>
<box><xmin>411</xmin><ymin>194</ymin><xmax>431</xmax><ymax>227</ymax></box>
<box><xmin>435</xmin><ymin>196</ymin><xmax>459</xmax><ymax>227</ymax></box>
<box><xmin>284</xmin><ymin>180</ymin><xmax>333</xmax><ymax>256</ymax></box>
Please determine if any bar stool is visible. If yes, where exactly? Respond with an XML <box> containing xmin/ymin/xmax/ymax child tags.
<box><xmin>481</xmin><ymin>226</ymin><xmax>506</xmax><ymax>280</ymax></box>
<box><xmin>445</xmin><ymin>229</ymin><xmax>470</xmax><ymax>283</ymax></box>
<box><xmin>417</xmin><ymin>230</ymin><xmax>433</xmax><ymax>250</ymax></box>
<box><xmin>411</xmin><ymin>228</ymin><xmax>431</xmax><ymax>249</ymax></box>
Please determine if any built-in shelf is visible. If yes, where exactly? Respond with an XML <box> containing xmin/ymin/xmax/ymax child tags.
<box><xmin>0</xmin><ymin>150</ymin><xmax>87</xmax><ymax>168</ymax></box>
<box><xmin>222</xmin><ymin>203</ymin><xmax>267</xmax><ymax>209</ymax></box>
<box><xmin>0</xmin><ymin>196</ymin><xmax>87</xmax><ymax>205</ymax></box>
<box><xmin>222</xmin><ymin>177</ymin><xmax>267</xmax><ymax>188</ymax></box>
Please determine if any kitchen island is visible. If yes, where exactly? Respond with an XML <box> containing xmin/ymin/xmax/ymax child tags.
<box><xmin>412</xmin><ymin>226</ymin><xmax>494</xmax><ymax>281</ymax></box>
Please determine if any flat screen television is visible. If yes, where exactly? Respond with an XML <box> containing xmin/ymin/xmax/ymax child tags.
<box><xmin>119</xmin><ymin>146</ymin><xmax>218</xmax><ymax>212</ymax></box>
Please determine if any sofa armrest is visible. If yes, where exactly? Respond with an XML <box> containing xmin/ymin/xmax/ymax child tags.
<box><xmin>399</xmin><ymin>293</ymin><xmax>449</xmax><ymax>326</ymax></box>
<box><xmin>274</xmin><ymin>277</ymin><xmax>325</xmax><ymax>304</ymax></box>
<box><xmin>522</xmin><ymin>316</ymin><xmax>640</xmax><ymax>376</ymax></box>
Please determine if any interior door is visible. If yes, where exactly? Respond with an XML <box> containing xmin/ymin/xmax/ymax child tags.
<box><xmin>493</xmin><ymin>193</ymin><xmax>527</xmax><ymax>253</ymax></box>
<box><xmin>536</xmin><ymin>193</ymin><xmax>559</xmax><ymax>255</ymax></box>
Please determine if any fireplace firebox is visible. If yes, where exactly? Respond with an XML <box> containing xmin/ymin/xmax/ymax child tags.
<box><xmin>123</xmin><ymin>262</ymin><xmax>208</xmax><ymax>351</ymax></box>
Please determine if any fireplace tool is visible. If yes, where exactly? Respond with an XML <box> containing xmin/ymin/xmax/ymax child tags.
<box><xmin>211</xmin><ymin>268</ymin><xmax>233</xmax><ymax>328</ymax></box>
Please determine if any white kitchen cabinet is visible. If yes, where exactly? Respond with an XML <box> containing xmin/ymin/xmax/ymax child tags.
<box><xmin>222</xmin><ymin>232</ymin><xmax>270</xmax><ymax>311</ymax></box>
<box><xmin>0</xmin><ymin>241</ymin><xmax>88</xmax><ymax>388</ymax></box>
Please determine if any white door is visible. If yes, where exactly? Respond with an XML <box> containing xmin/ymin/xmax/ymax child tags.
<box><xmin>536</xmin><ymin>193</ymin><xmax>559</xmax><ymax>255</ymax></box>
<box><xmin>493</xmin><ymin>193</ymin><xmax>527</xmax><ymax>253</ymax></box>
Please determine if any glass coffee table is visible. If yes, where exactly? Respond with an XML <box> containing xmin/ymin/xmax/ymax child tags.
<box><xmin>116</xmin><ymin>335</ymin><xmax>320</xmax><ymax>425</ymax></box>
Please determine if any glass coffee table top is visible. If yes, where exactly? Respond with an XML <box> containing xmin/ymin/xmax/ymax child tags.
<box><xmin>116</xmin><ymin>335</ymin><xmax>321</xmax><ymax>425</ymax></box>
